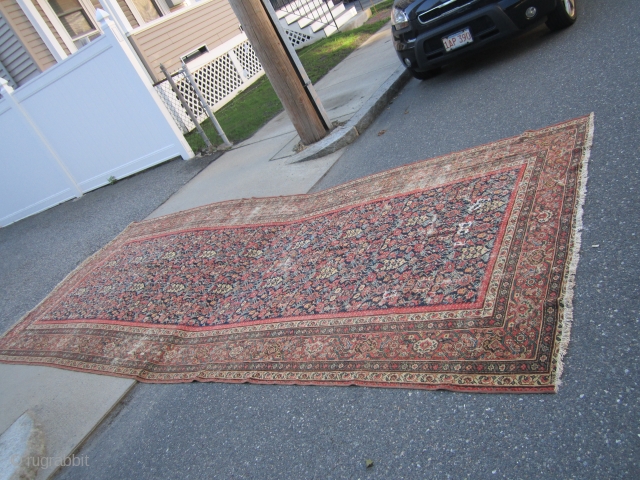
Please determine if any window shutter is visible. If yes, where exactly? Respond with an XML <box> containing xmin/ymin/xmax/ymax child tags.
<box><xmin>0</xmin><ymin>11</ymin><xmax>40</xmax><ymax>87</ymax></box>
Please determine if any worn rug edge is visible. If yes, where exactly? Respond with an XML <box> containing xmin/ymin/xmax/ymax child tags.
<box><xmin>553</xmin><ymin>112</ymin><xmax>594</xmax><ymax>392</ymax></box>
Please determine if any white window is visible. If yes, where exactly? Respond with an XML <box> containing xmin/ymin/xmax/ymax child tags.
<box><xmin>47</xmin><ymin>0</ymin><xmax>99</xmax><ymax>48</ymax></box>
<box><xmin>130</xmin><ymin>0</ymin><xmax>162</xmax><ymax>23</ymax></box>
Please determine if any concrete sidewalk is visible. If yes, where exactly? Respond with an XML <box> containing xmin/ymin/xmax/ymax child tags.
<box><xmin>0</xmin><ymin>25</ymin><xmax>401</xmax><ymax>479</ymax></box>
<box><xmin>150</xmin><ymin>26</ymin><xmax>403</xmax><ymax>216</ymax></box>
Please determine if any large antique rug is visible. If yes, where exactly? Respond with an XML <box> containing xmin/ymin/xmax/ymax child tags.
<box><xmin>0</xmin><ymin>115</ymin><xmax>593</xmax><ymax>392</ymax></box>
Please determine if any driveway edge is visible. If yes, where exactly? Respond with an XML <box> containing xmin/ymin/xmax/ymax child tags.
<box><xmin>286</xmin><ymin>65</ymin><xmax>411</xmax><ymax>164</ymax></box>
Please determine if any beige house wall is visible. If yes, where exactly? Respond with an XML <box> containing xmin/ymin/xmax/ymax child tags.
<box><xmin>116</xmin><ymin>0</ymin><xmax>139</xmax><ymax>29</ymax></box>
<box><xmin>129</xmin><ymin>0</ymin><xmax>239</xmax><ymax>83</ymax></box>
<box><xmin>1</xmin><ymin>0</ymin><xmax>241</xmax><ymax>85</ymax></box>
<box><xmin>0</xmin><ymin>0</ymin><xmax>56</xmax><ymax>71</ymax></box>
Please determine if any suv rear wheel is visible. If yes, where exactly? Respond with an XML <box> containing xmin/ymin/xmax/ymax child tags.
<box><xmin>546</xmin><ymin>0</ymin><xmax>577</xmax><ymax>31</ymax></box>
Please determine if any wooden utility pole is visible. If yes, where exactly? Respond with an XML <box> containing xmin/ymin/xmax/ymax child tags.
<box><xmin>228</xmin><ymin>0</ymin><xmax>331</xmax><ymax>145</ymax></box>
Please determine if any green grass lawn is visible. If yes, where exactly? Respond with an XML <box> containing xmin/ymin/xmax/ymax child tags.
<box><xmin>184</xmin><ymin>4</ymin><xmax>393</xmax><ymax>152</ymax></box>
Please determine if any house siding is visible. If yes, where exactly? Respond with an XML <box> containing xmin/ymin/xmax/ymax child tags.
<box><xmin>31</xmin><ymin>0</ymin><xmax>72</xmax><ymax>55</ymax></box>
<box><xmin>0</xmin><ymin>0</ymin><xmax>55</xmax><ymax>74</ymax></box>
<box><xmin>129</xmin><ymin>0</ymin><xmax>239</xmax><ymax>82</ymax></box>
<box><xmin>117</xmin><ymin>0</ymin><xmax>140</xmax><ymax>29</ymax></box>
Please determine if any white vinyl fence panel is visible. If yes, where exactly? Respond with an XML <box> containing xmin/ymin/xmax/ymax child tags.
<box><xmin>0</xmin><ymin>11</ymin><xmax>193</xmax><ymax>227</ymax></box>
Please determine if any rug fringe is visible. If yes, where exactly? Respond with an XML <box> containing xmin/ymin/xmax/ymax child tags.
<box><xmin>554</xmin><ymin>112</ymin><xmax>595</xmax><ymax>392</ymax></box>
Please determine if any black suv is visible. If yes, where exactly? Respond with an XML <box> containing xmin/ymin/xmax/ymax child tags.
<box><xmin>391</xmin><ymin>0</ymin><xmax>577</xmax><ymax>79</ymax></box>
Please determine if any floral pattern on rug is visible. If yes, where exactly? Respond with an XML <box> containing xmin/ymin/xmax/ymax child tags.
<box><xmin>0</xmin><ymin>115</ymin><xmax>593</xmax><ymax>392</ymax></box>
<box><xmin>41</xmin><ymin>167</ymin><xmax>521</xmax><ymax>327</ymax></box>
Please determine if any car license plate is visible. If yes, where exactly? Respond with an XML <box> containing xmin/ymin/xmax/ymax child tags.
<box><xmin>442</xmin><ymin>28</ymin><xmax>473</xmax><ymax>52</ymax></box>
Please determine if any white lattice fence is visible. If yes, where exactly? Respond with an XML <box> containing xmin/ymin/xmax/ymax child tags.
<box><xmin>154</xmin><ymin>34</ymin><xmax>265</xmax><ymax>134</ymax></box>
<box><xmin>231</xmin><ymin>40</ymin><xmax>261</xmax><ymax>78</ymax></box>
<box><xmin>189</xmin><ymin>54</ymin><xmax>244</xmax><ymax>112</ymax></box>
<box><xmin>155</xmin><ymin>73</ymin><xmax>196</xmax><ymax>133</ymax></box>
<box><xmin>285</xmin><ymin>29</ymin><xmax>314</xmax><ymax>48</ymax></box>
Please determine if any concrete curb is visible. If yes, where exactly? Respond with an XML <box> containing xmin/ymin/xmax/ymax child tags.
<box><xmin>285</xmin><ymin>65</ymin><xmax>411</xmax><ymax>164</ymax></box>
<box><xmin>48</xmin><ymin>379</ymin><xmax>136</xmax><ymax>480</ymax></box>
<box><xmin>0</xmin><ymin>412</ymin><xmax>45</xmax><ymax>480</ymax></box>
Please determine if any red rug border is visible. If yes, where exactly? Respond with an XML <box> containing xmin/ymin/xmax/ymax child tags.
<box><xmin>0</xmin><ymin>357</ymin><xmax>556</xmax><ymax>393</ymax></box>
<box><xmin>137</xmin><ymin>115</ymin><xmax>592</xmax><ymax>229</ymax></box>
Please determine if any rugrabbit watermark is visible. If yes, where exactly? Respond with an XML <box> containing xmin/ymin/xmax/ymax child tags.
<box><xmin>10</xmin><ymin>453</ymin><xmax>89</xmax><ymax>469</ymax></box>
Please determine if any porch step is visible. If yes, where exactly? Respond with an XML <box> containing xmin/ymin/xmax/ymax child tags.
<box><xmin>281</xmin><ymin>0</ymin><xmax>331</xmax><ymax>25</ymax></box>
<box><xmin>275</xmin><ymin>0</ymin><xmax>357</xmax><ymax>50</ymax></box>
